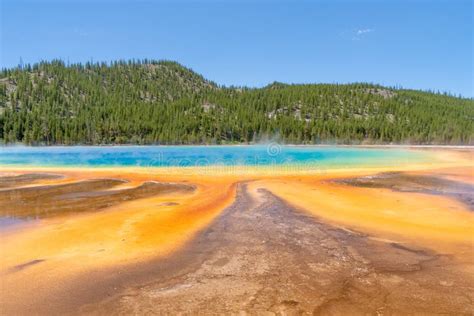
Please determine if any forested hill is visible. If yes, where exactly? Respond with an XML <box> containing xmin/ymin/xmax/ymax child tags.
<box><xmin>1</xmin><ymin>59</ymin><xmax>473</xmax><ymax>145</ymax></box>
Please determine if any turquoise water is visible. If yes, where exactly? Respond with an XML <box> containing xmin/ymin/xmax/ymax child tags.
<box><xmin>0</xmin><ymin>145</ymin><xmax>431</xmax><ymax>168</ymax></box>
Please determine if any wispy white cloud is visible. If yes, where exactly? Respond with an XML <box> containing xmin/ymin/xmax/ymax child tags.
<box><xmin>73</xmin><ymin>27</ymin><xmax>89</xmax><ymax>37</ymax></box>
<box><xmin>356</xmin><ymin>28</ymin><xmax>373</xmax><ymax>35</ymax></box>
<box><xmin>352</xmin><ymin>28</ymin><xmax>374</xmax><ymax>41</ymax></box>
<box><xmin>339</xmin><ymin>28</ymin><xmax>375</xmax><ymax>41</ymax></box>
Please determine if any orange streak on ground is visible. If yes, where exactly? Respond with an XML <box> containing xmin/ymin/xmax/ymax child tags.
<box><xmin>2</xmin><ymin>183</ymin><xmax>235</xmax><ymax>266</ymax></box>
<box><xmin>0</xmin><ymin>170</ymin><xmax>237</xmax><ymax>307</ymax></box>
<box><xmin>0</xmin><ymin>149</ymin><xmax>473</xmax><ymax>310</ymax></box>
<box><xmin>250</xmin><ymin>177</ymin><xmax>474</xmax><ymax>260</ymax></box>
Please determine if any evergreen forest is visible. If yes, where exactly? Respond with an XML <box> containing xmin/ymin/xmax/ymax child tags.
<box><xmin>1</xmin><ymin>60</ymin><xmax>472</xmax><ymax>145</ymax></box>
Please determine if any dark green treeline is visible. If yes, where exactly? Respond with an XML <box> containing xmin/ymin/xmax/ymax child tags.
<box><xmin>1</xmin><ymin>59</ymin><xmax>472</xmax><ymax>145</ymax></box>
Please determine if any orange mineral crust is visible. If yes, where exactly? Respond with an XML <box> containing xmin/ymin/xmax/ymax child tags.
<box><xmin>251</xmin><ymin>175</ymin><xmax>473</xmax><ymax>257</ymax></box>
<box><xmin>0</xmin><ymin>170</ymin><xmax>237</xmax><ymax>312</ymax></box>
<box><xmin>0</xmin><ymin>148</ymin><xmax>473</xmax><ymax>315</ymax></box>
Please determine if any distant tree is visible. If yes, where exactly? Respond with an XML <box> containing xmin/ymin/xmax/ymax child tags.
<box><xmin>0</xmin><ymin>60</ymin><xmax>472</xmax><ymax>145</ymax></box>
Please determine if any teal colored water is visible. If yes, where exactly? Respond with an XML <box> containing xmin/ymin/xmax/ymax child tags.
<box><xmin>0</xmin><ymin>145</ymin><xmax>431</xmax><ymax>168</ymax></box>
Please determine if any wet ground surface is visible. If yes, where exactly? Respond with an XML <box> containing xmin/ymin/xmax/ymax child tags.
<box><xmin>1</xmin><ymin>170</ymin><xmax>473</xmax><ymax>315</ymax></box>
<box><xmin>0</xmin><ymin>173</ymin><xmax>232</xmax><ymax>315</ymax></box>
<box><xmin>83</xmin><ymin>183</ymin><xmax>473</xmax><ymax>315</ymax></box>
<box><xmin>336</xmin><ymin>172</ymin><xmax>474</xmax><ymax>211</ymax></box>
<box><xmin>0</xmin><ymin>173</ymin><xmax>64</xmax><ymax>189</ymax></box>
<box><xmin>0</xmin><ymin>178</ymin><xmax>195</xmax><ymax>220</ymax></box>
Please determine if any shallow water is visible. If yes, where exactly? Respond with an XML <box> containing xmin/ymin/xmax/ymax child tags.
<box><xmin>0</xmin><ymin>216</ymin><xmax>31</xmax><ymax>229</ymax></box>
<box><xmin>0</xmin><ymin>150</ymin><xmax>473</xmax><ymax>315</ymax></box>
<box><xmin>0</xmin><ymin>145</ymin><xmax>431</xmax><ymax>168</ymax></box>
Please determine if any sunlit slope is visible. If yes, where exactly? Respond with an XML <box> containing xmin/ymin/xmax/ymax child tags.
<box><xmin>1</xmin><ymin>60</ymin><xmax>473</xmax><ymax>145</ymax></box>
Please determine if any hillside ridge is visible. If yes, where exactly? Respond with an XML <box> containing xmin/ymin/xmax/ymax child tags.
<box><xmin>1</xmin><ymin>59</ymin><xmax>473</xmax><ymax>145</ymax></box>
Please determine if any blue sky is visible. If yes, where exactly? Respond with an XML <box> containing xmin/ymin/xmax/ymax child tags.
<box><xmin>1</xmin><ymin>0</ymin><xmax>472</xmax><ymax>97</ymax></box>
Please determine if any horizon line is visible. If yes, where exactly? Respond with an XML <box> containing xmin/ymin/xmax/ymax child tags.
<box><xmin>1</xmin><ymin>57</ymin><xmax>472</xmax><ymax>99</ymax></box>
